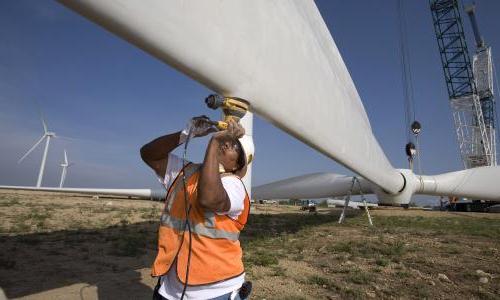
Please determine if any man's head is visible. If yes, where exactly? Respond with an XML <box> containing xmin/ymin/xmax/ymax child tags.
<box><xmin>214</xmin><ymin>119</ymin><xmax>254</xmax><ymax>176</ymax></box>
<box><xmin>217</xmin><ymin>135</ymin><xmax>245</xmax><ymax>173</ymax></box>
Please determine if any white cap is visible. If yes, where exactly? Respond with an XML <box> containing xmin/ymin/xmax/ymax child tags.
<box><xmin>238</xmin><ymin>135</ymin><xmax>254</xmax><ymax>166</ymax></box>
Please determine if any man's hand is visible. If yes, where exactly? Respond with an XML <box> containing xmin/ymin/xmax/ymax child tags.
<box><xmin>226</xmin><ymin>119</ymin><xmax>245</xmax><ymax>138</ymax></box>
<box><xmin>186</xmin><ymin>115</ymin><xmax>217</xmax><ymax>138</ymax></box>
<box><xmin>213</xmin><ymin>119</ymin><xmax>245</xmax><ymax>141</ymax></box>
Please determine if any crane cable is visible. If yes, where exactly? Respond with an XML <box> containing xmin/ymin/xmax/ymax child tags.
<box><xmin>398</xmin><ymin>0</ymin><xmax>415</xmax><ymax>140</ymax></box>
<box><xmin>180</xmin><ymin>125</ymin><xmax>194</xmax><ymax>300</ymax></box>
<box><xmin>492</xmin><ymin>59</ymin><xmax>500</xmax><ymax>165</ymax></box>
<box><xmin>397</xmin><ymin>0</ymin><xmax>423</xmax><ymax>174</ymax></box>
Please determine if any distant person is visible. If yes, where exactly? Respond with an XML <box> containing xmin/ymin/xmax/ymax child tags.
<box><xmin>140</xmin><ymin>117</ymin><xmax>254</xmax><ymax>300</ymax></box>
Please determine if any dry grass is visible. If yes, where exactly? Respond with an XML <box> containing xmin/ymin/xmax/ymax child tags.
<box><xmin>242</xmin><ymin>206</ymin><xmax>500</xmax><ymax>299</ymax></box>
<box><xmin>1</xmin><ymin>190</ymin><xmax>499</xmax><ymax>299</ymax></box>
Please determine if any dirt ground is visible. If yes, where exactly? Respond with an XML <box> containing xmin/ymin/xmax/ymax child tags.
<box><xmin>0</xmin><ymin>190</ymin><xmax>499</xmax><ymax>299</ymax></box>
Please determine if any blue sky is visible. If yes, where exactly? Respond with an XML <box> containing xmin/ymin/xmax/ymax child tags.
<box><xmin>1</xmin><ymin>1</ymin><xmax>499</xmax><ymax>204</ymax></box>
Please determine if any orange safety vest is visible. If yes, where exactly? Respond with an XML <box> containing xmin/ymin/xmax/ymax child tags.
<box><xmin>151</xmin><ymin>163</ymin><xmax>251</xmax><ymax>286</ymax></box>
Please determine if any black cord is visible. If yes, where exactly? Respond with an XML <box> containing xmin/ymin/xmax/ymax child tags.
<box><xmin>180</xmin><ymin>127</ymin><xmax>193</xmax><ymax>300</ymax></box>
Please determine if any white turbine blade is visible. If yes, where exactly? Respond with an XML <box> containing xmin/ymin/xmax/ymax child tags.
<box><xmin>0</xmin><ymin>185</ymin><xmax>167</xmax><ymax>201</ymax></box>
<box><xmin>253</xmin><ymin>173</ymin><xmax>373</xmax><ymax>200</ymax></box>
<box><xmin>33</xmin><ymin>98</ymin><xmax>48</xmax><ymax>133</ymax></box>
<box><xmin>57</xmin><ymin>135</ymin><xmax>87</xmax><ymax>143</ymax></box>
<box><xmin>64</xmin><ymin>149</ymin><xmax>68</xmax><ymax>165</ymax></box>
<box><xmin>58</xmin><ymin>0</ymin><xmax>403</xmax><ymax>194</ymax></box>
<box><xmin>18</xmin><ymin>135</ymin><xmax>46</xmax><ymax>163</ymax></box>
<box><xmin>418</xmin><ymin>166</ymin><xmax>500</xmax><ymax>201</ymax></box>
<box><xmin>41</xmin><ymin>116</ymin><xmax>48</xmax><ymax>134</ymax></box>
<box><xmin>59</xmin><ymin>167</ymin><xmax>67</xmax><ymax>188</ymax></box>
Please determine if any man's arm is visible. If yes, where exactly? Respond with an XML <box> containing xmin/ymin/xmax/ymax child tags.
<box><xmin>197</xmin><ymin>120</ymin><xmax>245</xmax><ymax>212</ymax></box>
<box><xmin>140</xmin><ymin>131</ymin><xmax>182</xmax><ymax>178</ymax></box>
<box><xmin>140</xmin><ymin>116</ymin><xmax>216</xmax><ymax>178</ymax></box>
<box><xmin>197</xmin><ymin>137</ymin><xmax>231</xmax><ymax>212</ymax></box>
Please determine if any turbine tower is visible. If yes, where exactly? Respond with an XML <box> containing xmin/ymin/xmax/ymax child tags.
<box><xmin>18</xmin><ymin>116</ymin><xmax>56</xmax><ymax>187</ymax></box>
<box><xmin>59</xmin><ymin>149</ymin><xmax>73</xmax><ymax>188</ymax></box>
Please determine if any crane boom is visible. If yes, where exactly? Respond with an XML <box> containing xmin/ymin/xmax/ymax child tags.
<box><xmin>465</xmin><ymin>4</ymin><xmax>497</xmax><ymax>166</ymax></box>
<box><xmin>429</xmin><ymin>0</ymin><xmax>496</xmax><ymax>168</ymax></box>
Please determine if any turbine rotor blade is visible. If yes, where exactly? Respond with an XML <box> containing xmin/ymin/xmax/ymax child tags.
<box><xmin>33</xmin><ymin>98</ymin><xmax>48</xmax><ymax>134</ymax></box>
<box><xmin>64</xmin><ymin>149</ymin><xmax>68</xmax><ymax>164</ymax></box>
<box><xmin>418</xmin><ymin>166</ymin><xmax>500</xmax><ymax>201</ymax></box>
<box><xmin>58</xmin><ymin>0</ymin><xmax>404</xmax><ymax>194</ymax></box>
<box><xmin>18</xmin><ymin>135</ymin><xmax>46</xmax><ymax>163</ymax></box>
<box><xmin>37</xmin><ymin>107</ymin><xmax>48</xmax><ymax>134</ymax></box>
<box><xmin>253</xmin><ymin>173</ymin><xmax>373</xmax><ymax>200</ymax></box>
<box><xmin>41</xmin><ymin>117</ymin><xmax>47</xmax><ymax>134</ymax></box>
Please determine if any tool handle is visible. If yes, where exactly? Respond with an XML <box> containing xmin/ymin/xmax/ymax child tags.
<box><xmin>215</xmin><ymin>121</ymin><xmax>228</xmax><ymax>130</ymax></box>
<box><xmin>207</xmin><ymin>120</ymin><xmax>228</xmax><ymax>130</ymax></box>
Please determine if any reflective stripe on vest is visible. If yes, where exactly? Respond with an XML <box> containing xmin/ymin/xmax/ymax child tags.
<box><xmin>204</xmin><ymin>211</ymin><xmax>216</xmax><ymax>227</ymax></box>
<box><xmin>160</xmin><ymin>163</ymin><xmax>240</xmax><ymax>241</ymax></box>
<box><xmin>165</xmin><ymin>163</ymin><xmax>200</xmax><ymax>213</ymax></box>
<box><xmin>160</xmin><ymin>214</ymin><xmax>240</xmax><ymax>241</ymax></box>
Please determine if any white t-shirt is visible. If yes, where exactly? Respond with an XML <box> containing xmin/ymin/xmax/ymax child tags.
<box><xmin>157</xmin><ymin>154</ymin><xmax>246</xmax><ymax>299</ymax></box>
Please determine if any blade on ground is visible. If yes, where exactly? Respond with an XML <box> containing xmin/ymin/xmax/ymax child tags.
<box><xmin>58</xmin><ymin>0</ymin><xmax>403</xmax><ymax>194</ymax></box>
<box><xmin>0</xmin><ymin>186</ymin><xmax>167</xmax><ymax>201</ymax></box>
<box><xmin>253</xmin><ymin>173</ymin><xmax>372</xmax><ymax>200</ymax></box>
<box><xmin>18</xmin><ymin>135</ymin><xmax>46</xmax><ymax>163</ymax></box>
<box><xmin>418</xmin><ymin>166</ymin><xmax>500</xmax><ymax>201</ymax></box>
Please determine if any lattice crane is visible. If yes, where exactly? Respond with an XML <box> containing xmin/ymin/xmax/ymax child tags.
<box><xmin>430</xmin><ymin>0</ymin><xmax>496</xmax><ymax>169</ymax></box>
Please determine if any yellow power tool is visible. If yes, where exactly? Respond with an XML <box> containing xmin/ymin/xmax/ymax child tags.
<box><xmin>205</xmin><ymin>94</ymin><xmax>249</xmax><ymax>130</ymax></box>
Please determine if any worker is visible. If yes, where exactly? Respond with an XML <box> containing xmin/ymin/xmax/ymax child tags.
<box><xmin>140</xmin><ymin>116</ymin><xmax>254</xmax><ymax>300</ymax></box>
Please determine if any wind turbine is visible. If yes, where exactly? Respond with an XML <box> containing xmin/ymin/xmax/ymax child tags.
<box><xmin>8</xmin><ymin>1</ymin><xmax>495</xmax><ymax>204</ymax></box>
<box><xmin>59</xmin><ymin>149</ymin><xmax>73</xmax><ymax>188</ymax></box>
<box><xmin>18</xmin><ymin>115</ymin><xmax>56</xmax><ymax>188</ymax></box>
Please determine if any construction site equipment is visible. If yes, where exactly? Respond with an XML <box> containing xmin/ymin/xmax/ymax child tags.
<box><xmin>430</xmin><ymin>0</ymin><xmax>498</xmax><ymax>211</ymax></box>
<box><xmin>430</xmin><ymin>0</ymin><xmax>496</xmax><ymax>169</ymax></box>
<box><xmin>465</xmin><ymin>4</ymin><xmax>496</xmax><ymax>166</ymax></box>
<box><xmin>300</xmin><ymin>199</ymin><xmax>317</xmax><ymax>213</ymax></box>
<box><xmin>338</xmin><ymin>177</ymin><xmax>373</xmax><ymax>226</ymax></box>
